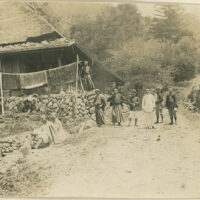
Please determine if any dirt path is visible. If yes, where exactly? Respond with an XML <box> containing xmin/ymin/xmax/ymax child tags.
<box><xmin>43</xmin><ymin>106</ymin><xmax>200</xmax><ymax>198</ymax></box>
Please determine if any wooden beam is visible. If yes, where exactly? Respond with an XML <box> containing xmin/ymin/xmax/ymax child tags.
<box><xmin>0</xmin><ymin>57</ymin><xmax>1</xmax><ymax>72</ymax></box>
<box><xmin>57</xmin><ymin>55</ymin><xmax>62</xmax><ymax>67</ymax></box>
<box><xmin>0</xmin><ymin>71</ymin><xmax>4</xmax><ymax>117</ymax></box>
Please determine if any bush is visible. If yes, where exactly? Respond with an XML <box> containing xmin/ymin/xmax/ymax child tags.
<box><xmin>104</xmin><ymin>36</ymin><xmax>200</xmax><ymax>87</ymax></box>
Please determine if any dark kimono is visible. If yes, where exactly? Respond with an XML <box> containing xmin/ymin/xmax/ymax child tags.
<box><xmin>155</xmin><ymin>92</ymin><xmax>163</xmax><ymax>118</ymax></box>
<box><xmin>83</xmin><ymin>65</ymin><xmax>95</xmax><ymax>91</ymax></box>
<box><xmin>108</xmin><ymin>93</ymin><xmax>124</xmax><ymax>124</ymax></box>
<box><xmin>165</xmin><ymin>93</ymin><xmax>178</xmax><ymax>123</ymax></box>
<box><xmin>94</xmin><ymin>94</ymin><xmax>106</xmax><ymax>126</ymax></box>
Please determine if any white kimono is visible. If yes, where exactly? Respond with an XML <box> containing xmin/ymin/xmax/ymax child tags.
<box><xmin>142</xmin><ymin>94</ymin><xmax>156</xmax><ymax>127</ymax></box>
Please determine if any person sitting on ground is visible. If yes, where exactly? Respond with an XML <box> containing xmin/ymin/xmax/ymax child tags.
<box><xmin>31</xmin><ymin>115</ymin><xmax>54</xmax><ymax>149</ymax></box>
<box><xmin>49</xmin><ymin>113</ymin><xmax>67</xmax><ymax>144</ymax></box>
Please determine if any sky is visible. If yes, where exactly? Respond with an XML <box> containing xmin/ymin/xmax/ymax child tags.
<box><xmin>136</xmin><ymin>2</ymin><xmax>200</xmax><ymax>17</ymax></box>
<box><xmin>57</xmin><ymin>0</ymin><xmax>200</xmax><ymax>18</ymax></box>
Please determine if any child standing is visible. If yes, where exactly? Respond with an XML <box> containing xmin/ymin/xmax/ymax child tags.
<box><xmin>128</xmin><ymin>89</ymin><xmax>140</xmax><ymax>126</ymax></box>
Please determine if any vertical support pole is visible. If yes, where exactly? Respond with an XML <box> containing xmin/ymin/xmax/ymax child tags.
<box><xmin>19</xmin><ymin>54</ymin><xmax>23</xmax><ymax>96</ymax></box>
<box><xmin>57</xmin><ymin>55</ymin><xmax>62</xmax><ymax>67</ymax></box>
<box><xmin>0</xmin><ymin>56</ymin><xmax>2</xmax><ymax>72</ymax></box>
<box><xmin>78</xmin><ymin>59</ymin><xmax>84</xmax><ymax>92</ymax></box>
<box><xmin>0</xmin><ymin>72</ymin><xmax>4</xmax><ymax>117</ymax></box>
<box><xmin>75</xmin><ymin>55</ymin><xmax>79</xmax><ymax>117</ymax></box>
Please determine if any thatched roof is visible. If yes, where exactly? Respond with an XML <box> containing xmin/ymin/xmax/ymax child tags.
<box><xmin>0</xmin><ymin>1</ymin><xmax>61</xmax><ymax>44</ymax></box>
<box><xmin>0</xmin><ymin>38</ymin><xmax>75</xmax><ymax>55</ymax></box>
<box><xmin>0</xmin><ymin>1</ymin><xmax>125</xmax><ymax>84</ymax></box>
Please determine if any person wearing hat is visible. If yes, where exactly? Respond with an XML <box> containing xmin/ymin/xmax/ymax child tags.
<box><xmin>128</xmin><ymin>89</ymin><xmax>140</xmax><ymax>126</ymax></box>
<box><xmin>82</xmin><ymin>60</ymin><xmax>95</xmax><ymax>91</ymax></box>
<box><xmin>94</xmin><ymin>89</ymin><xmax>107</xmax><ymax>127</ymax></box>
<box><xmin>155</xmin><ymin>87</ymin><xmax>164</xmax><ymax>123</ymax></box>
<box><xmin>142</xmin><ymin>88</ymin><xmax>156</xmax><ymax>129</ymax></box>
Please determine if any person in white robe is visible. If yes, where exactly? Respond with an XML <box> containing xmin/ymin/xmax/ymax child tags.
<box><xmin>31</xmin><ymin>114</ymin><xmax>67</xmax><ymax>149</ymax></box>
<box><xmin>142</xmin><ymin>89</ymin><xmax>156</xmax><ymax>129</ymax></box>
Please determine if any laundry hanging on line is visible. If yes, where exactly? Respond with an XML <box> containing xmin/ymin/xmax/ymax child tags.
<box><xmin>47</xmin><ymin>62</ymin><xmax>77</xmax><ymax>86</ymax></box>
<box><xmin>20</xmin><ymin>71</ymin><xmax>48</xmax><ymax>89</ymax></box>
<box><xmin>2</xmin><ymin>73</ymin><xmax>20</xmax><ymax>90</ymax></box>
<box><xmin>1</xmin><ymin>62</ymin><xmax>78</xmax><ymax>90</ymax></box>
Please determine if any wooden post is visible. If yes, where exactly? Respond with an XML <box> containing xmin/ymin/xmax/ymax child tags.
<box><xmin>74</xmin><ymin>55</ymin><xmax>79</xmax><ymax>117</ymax></box>
<box><xmin>0</xmin><ymin>72</ymin><xmax>4</xmax><ymax>117</ymax></box>
<box><xmin>78</xmin><ymin>59</ymin><xmax>84</xmax><ymax>92</ymax></box>
<box><xmin>57</xmin><ymin>55</ymin><xmax>62</xmax><ymax>67</ymax></box>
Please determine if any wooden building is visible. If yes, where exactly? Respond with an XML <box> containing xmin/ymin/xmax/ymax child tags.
<box><xmin>0</xmin><ymin>2</ymin><xmax>124</xmax><ymax>96</ymax></box>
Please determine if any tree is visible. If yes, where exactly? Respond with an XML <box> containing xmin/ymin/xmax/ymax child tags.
<box><xmin>172</xmin><ymin>37</ymin><xmax>199</xmax><ymax>82</ymax></box>
<box><xmin>104</xmin><ymin>38</ymin><xmax>174</xmax><ymax>88</ymax></box>
<box><xmin>150</xmin><ymin>4</ymin><xmax>191</xmax><ymax>42</ymax></box>
<box><xmin>70</xmin><ymin>4</ymin><xmax>145</xmax><ymax>59</ymax></box>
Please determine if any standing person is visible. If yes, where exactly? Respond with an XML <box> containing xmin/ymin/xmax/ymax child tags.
<box><xmin>94</xmin><ymin>89</ymin><xmax>107</xmax><ymax>127</ymax></box>
<box><xmin>166</xmin><ymin>88</ymin><xmax>178</xmax><ymax>125</ymax></box>
<box><xmin>108</xmin><ymin>88</ymin><xmax>124</xmax><ymax>126</ymax></box>
<box><xmin>82</xmin><ymin>61</ymin><xmax>95</xmax><ymax>91</ymax></box>
<box><xmin>128</xmin><ymin>89</ymin><xmax>140</xmax><ymax>126</ymax></box>
<box><xmin>142</xmin><ymin>89</ymin><xmax>156</xmax><ymax>129</ymax></box>
<box><xmin>155</xmin><ymin>88</ymin><xmax>164</xmax><ymax>124</ymax></box>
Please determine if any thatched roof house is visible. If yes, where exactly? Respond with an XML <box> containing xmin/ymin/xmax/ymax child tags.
<box><xmin>0</xmin><ymin>2</ymin><xmax>124</xmax><ymax>96</ymax></box>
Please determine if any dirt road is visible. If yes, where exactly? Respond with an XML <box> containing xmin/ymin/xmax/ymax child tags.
<box><xmin>41</xmin><ymin>106</ymin><xmax>200</xmax><ymax>199</ymax></box>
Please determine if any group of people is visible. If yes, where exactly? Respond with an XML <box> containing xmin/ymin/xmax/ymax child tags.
<box><xmin>141</xmin><ymin>87</ymin><xmax>178</xmax><ymax>129</ymax></box>
<box><xmin>94</xmin><ymin>87</ymin><xmax>178</xmax><ymax>129</ymax></box>
<box><xmin>94</xmin><ymin>88</ymin><xmax>124</xmax><ymax>127</ymax></box>
<box><xmin>78</xmin><ymin>60</ymin><xmax>179</xmax><ymax>129</ymax></box>
<box><xmin>26</xmin><ymin>86</ymin><xmax>178</xmax><ymax>151</ymax></box>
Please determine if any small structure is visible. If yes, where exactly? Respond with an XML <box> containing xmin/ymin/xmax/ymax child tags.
<box><xmin>0</xmin><ymin>2</ymin><xmax>124</xmax><ymax>96</ymax></box>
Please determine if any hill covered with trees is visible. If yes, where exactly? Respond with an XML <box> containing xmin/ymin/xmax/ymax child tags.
<box><xmin>33</xmin><ymin>2</ymin><xmax>200</xmax><ymax>89</ymax></box>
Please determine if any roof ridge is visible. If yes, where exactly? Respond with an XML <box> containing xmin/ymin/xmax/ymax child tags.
<box><xmin>23</xmin><ymin>2</ymin><xmax>66</xmax><ymax>40</ymax></box>
<box><xmin>0</xmin><ymin>1</ymin><xmax>61</xmax><ymax>44</ymax></box>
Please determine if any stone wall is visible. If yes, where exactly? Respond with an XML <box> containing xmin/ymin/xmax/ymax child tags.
<box><xmin>5</xmin><ymin>90</ymin><xmax>97</xmax><ymax>120</ymax></box>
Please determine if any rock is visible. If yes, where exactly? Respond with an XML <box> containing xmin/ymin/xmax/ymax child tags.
<box><xmin>52</xmin><ymin>103</ymin><xmax>58</xmax><ymax>108</ymax></box>
<box><xmin>87</xmin><ymin>94</ymin><xmax>96</xmax><ymax>101</ymax></box>
<box><xmin>90</xmin><ymin>113</ymin><xmax>96</xmax><ymax>121</ymax></box>
<box><xmin>48</xmin><ymin>102</ymin><xmax>53</xmax><ymax>107</ymax></box>
<box><xmin>86</xmin><ymin>90</ymin><xmax>96</xmax><ymax>97</ymax></box>
<box><xmin>42</xmin><ymin>95</ymin><xmax>48</xmax><ymax>99</ymax></box>
<box><xmin>89</xmin><ymin>99</ymin><xmax>95</xmax><ymax>104</ymax></box>
<box><xmin>89</xmin><ymin>107</ymin><xmax>95</xmax><ymax>114</ymax></box>
<box><xmin>43</xmin><ymin>99</ymin><xmax>49</xmax><ymax>104</ymax></box>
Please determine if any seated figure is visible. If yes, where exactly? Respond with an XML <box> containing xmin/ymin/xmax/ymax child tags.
<box><xmin>31</xmin><ymin>114</ymin><xmax>67</xmax><ymax>149</ymax></box>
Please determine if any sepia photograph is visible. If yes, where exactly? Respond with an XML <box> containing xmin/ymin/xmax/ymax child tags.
<box><xmin>0</xmin><ymin>0</ymin><xmax>200</xmax><ymax>199</ymax></box>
